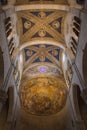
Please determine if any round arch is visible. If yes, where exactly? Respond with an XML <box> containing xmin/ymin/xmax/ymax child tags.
<box><xmin>19</xmin><ymin>40</ymin><xmax>66</xmax><ymax>51</ymax></box>
<box><xmin>71</xmin><ymin>84</ymin><xmax>82</xmax><ymax>120</ymax></box>
<box><xmin>71</xmin><ymin>84</ymin><xmax>86</xmax><ymax>129</ymax></box>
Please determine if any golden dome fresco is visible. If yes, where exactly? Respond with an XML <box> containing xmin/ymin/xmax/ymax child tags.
<box><xmin>21</xmin><ymin>77</ymin><xmax>67</xmax><ymax>115</ymax></box>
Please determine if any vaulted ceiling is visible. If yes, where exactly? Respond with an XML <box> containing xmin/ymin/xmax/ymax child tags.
<box><xmin>23</xmin><ymin>44</ymin><xmax>62</xmax><ymax>70</ymax></box>
<box><xmin>17</xmin><ymin>10</ymin><xmax>67</xmax><ymax>45</ymax></box>
<box><xmin>22</xmin><ymin>44</ymin><xmax>63</xmax><ymax>84</ymax></box>
<box><xmin>17</xmin><ymin>2</ymin><xmax>68</xmax><ymax>115</ymax></box>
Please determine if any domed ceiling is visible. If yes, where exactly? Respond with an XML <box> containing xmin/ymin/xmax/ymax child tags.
<box><xmin>21</xmin><ymin>77</ymin><xmax>67</xmax><ymax>115</ymax></box>
<box><xmin>21</xmin><ymin>44</ymin><xmax>67</xmax><ymax>116</ymax></box>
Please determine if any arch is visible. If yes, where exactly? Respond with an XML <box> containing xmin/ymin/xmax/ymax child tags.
<box><xmin>71</xmin><ymin>84</ymin><xmax>82</xmax><ymax>120</ymax></box>
<box><xmin>20</xmin><ymin>40</ymin><xmax>64</xmax><ymax>74</ymax></box>
<box><xmin>15</xmin><ymin>4</ymin><xmax>69</xmax><ymax>12</ymax></box>
<box><xmin>71</xmin><ymin>84</ymin><xmax>86</xmax><ymax>129</ymax></box>
<box><xmin>83</xmin><ymin>43</ymin><xmax>87</xmax><ymax>84</ymax></box>
<box><xmin>0</xmin><ymin>47</ymin><xmax>4</xmax><ymax>88</ymax></box>
<box><xmin>7</xmin><ymin>86</ymin><xmax>14</xmax><ymax>122</ymax></box>
<box><xmin>19</xmin><ymin>40</ymin><xmax>66</xmax><ymax>51</ymax></box>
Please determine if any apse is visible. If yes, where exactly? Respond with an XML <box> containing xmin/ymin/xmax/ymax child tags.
<box><xmin>21</xmin><ymin>77</ymin><xmax>67</xmax><ymax>115</ymax></box>
<box><xmin>20</xmin><ymin>43</ymin><xmax>68</xmax><ymax>116</ymax></box>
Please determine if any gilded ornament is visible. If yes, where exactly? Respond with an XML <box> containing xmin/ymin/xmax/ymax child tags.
<box><xmin>24</xmin><ymin>21</ymin><xmax>31</xmax><ymax>29</ymax></box>
<box><xmin>38</xmin><ymin>29</ymin><xmax>46</xmax><ymax>37</ymax></box>
<box><xmin>52</xmin><ymin>21</ymin><xmax>60</xmax><ymax>29</ymax></box>
<box><xmin>52</xmin><ymin>50</ymin><xmax>58</xmax><ymax>56</ymax></box>
<box><xmin>26</xmin><ymin>50</ymin><xmax>33</xmax><ymax>56</ymax></box>
<box><xmin>38</xmin><ymin>12</ymin><xmax>46</xmax><ymax>19</ymax></box>
<box><xmin>39</xmin><ymin>44</ymin><xmax>46</xmax><ymax>48</ymax></box>
<box><xmin>39</xmin><ymin>55</ymin><xmax>45</xmax><ymax>62</ymax></box>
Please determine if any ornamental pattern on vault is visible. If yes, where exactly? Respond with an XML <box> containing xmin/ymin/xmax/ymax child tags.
<box><xmin>21</xmin><ymin>77</ymin><xmax>67</xmax><ymax>115</ymax></box>
<box><xmin>16</xmin><ymin>0</ymin><xmax>68</xmax><ymax>5</ymax></box>
<box><xmin>23</xmin><ymin>44</ymin><xmax>62</xmax><ymax>70</ymax></box>
<box><xmin>17</xmin><ymin>10</ymin><xmax>67</xmax><ymax>44</ymax></box>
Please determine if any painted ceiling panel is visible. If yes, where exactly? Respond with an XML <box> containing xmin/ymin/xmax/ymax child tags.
<box><xmin>49</xmin><ymin>17</ymin><xmax>62</xmax><ymax>33</ymax></box>
<box><xmin>24</xmin><ymin>48</ymin><xmax>36</xmax><ymax>61</ymax></box>
<box><xmin>17</xmin><ymin>10</ymin><xmax>66</xmax><ymax>44</ymax></box>
<box><xmin>16</xmin><ymin>0</ymin><xmax>68</xmax><ymax>5</ymax></box>
<box><xmin>21</xmin><ymin>17</ymin><xmax>35</xmax><ymax>34</ymax></box>
<box><xmin>32</xmin><ymin>57</ymin><xmax>53</xmax><ymax>63</ymax></box>
<box><xmin>30</xmin><ymin>11</ymin><xmax>54</xmax><ymax>17</ymax></box>
<box><xmin>23</xmin><ymin>44</ymin><xmax>62</xmax><ymax>70</ymax></box>
<box><xmin>23</xmin><ymin>64</ymin><xmax>62</xmax><ymax>80</ymax></box>
<box><xmin>32</xmin><ymin>30</ymin><xmax>54</xmax><ymax>38</ymax></box>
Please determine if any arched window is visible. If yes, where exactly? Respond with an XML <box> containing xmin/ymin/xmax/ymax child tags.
<box><xmin>5</xmin><ymin>17</ymin><xmax>12</xmax><ymax>38</ymax></box>
<box><xmin>73</xmin><ymin>27</ymin><xmax>79</xmax><ymax>37</ymax></box>
<box><xmin>72</xmin><ymin>16</ymin><xmax>81</xmax><ymax>38</ymax></box>
<box><xmin>70</xmin><ymin>16</ymin><xmax>81</xmax><ymax>58</ymax></box>
<box><xmin>4</xmin><ymin>17</ymin><xmax>15</xmax><ymax>58</ymax></box>
<box><xmin>74</xmin><ymin>16</ymin><xmax>81</xmax><ymax>25</ymax></box>
<box><xmin>70</xmin><ymin>37</ymin><xmax>78</xmax><ymax>56</ymax></box>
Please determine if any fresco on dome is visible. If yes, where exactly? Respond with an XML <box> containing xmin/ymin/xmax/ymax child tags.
<box><xmin>21</xmin><ymin>77</ymin><xmax>67</xmax><ymax>115</ymax></box>
<box><xmin>23</xmin><ymin>64</ymin><xmax>62</xmax><ymax>80</ymax></box>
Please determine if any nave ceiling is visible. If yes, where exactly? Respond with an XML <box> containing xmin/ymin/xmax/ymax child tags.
<box><xmin>16</xmin><ymin>3</ymin><xmax>68</xmax><ymax>116</ymax></box>
<box><xmin>23</xmin><ymin>44</ymin><xmax>62</xmax><ymax>71</ymax></box>
<box><xmin>17</xmin><ymin>10</ymin><xmax>67</xmax><ymax>45</ymax></box>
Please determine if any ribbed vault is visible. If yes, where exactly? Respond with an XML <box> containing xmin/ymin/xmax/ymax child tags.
<box><xmin>17</xmin><ymin>3</ymin><xmax>68</xmax><ymax>116</ymax></box>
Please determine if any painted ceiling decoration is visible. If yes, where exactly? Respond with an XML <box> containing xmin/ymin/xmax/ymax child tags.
<box><xmin>21</xmin><ymin>77</ymin><xmax>67</xmax><ymax>115</ymax></box>
<box><xmin>23</xmin><ymin>44</ymin><xmax>62</xmax><ymax>70</ymax></box>
<box><xmin>16</xmin><ymin>5</ymin><xmax>68</xmax><ymax>117</ymax></box>
<box><xmin>16</xmin><ymin>0</ymin><xmax>68</xmax><ymax>5</ymax></box>
<box><xmin>17</xmin><ymin>10</ymin><xmax>67</xmax><ymax>44</ymax></box>
<box><xmin>22</xmin><ymin>64</ymin><xmax>63</xmax><ymax>84</ymax></box>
